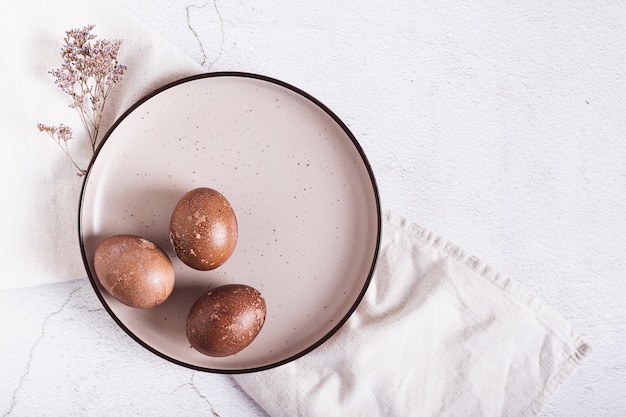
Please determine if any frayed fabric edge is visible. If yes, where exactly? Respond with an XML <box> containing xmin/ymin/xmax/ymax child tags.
<box><xmin>384</xmin><ymin>209</ymin><xmax>592</xmax><ymax>416</ymax></box>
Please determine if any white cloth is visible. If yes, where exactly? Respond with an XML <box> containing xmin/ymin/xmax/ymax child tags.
<box><xmin>0</xmin><ymin>0</ymin><xmax>201</xmax><ymax>289</ymax></box>
<box><xmin>0</xmin><ymin>0</ymin><xmax>590</xmax><ymax>415</ymax></box>
<box><xmin>234</xmin><ymin>211</ymin><xmax>590</xmax><ymax>417</ymax></box>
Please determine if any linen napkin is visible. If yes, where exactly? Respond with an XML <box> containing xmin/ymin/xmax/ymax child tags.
<box><xmin>0</xmin><ymin>0</ymin><xmax>201</xmax><ymax>289</ymax></box>
<box><xmin>234</xmin><ymin>211</ymin><xmax>590</xmax><ymax>417</ymax></box>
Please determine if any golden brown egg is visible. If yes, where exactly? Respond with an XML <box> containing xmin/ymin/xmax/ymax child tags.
<box><xmin>186</xmin><ymin>284</ymin><xmax>266</xmax><ymax>357</ymax></box>
<box><xmin>93</xmin><ymin>234</ymin><xmax>175</xmax><ymax>308</ymax></box>
<box><xmin>169</xmin><ymin>188</ymin><xmax>238</xmax><ymax>270</ymax></box>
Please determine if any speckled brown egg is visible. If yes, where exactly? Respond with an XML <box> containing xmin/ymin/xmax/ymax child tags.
<box><xmin>93</xmin><ymin>234</ymin><xmax>175</xmax><ymax>309</ymax></box>
<box><xmin>186</xmin><ymin>284</ymin><xmax>266</xmax><ymax>357</ymax></box>
<box><xmin>169</xmin><ymin>188</ymin><xmax>238</xmax><ymax>271</ymax></box>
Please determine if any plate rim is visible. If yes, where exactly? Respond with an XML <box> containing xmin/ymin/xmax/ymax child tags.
<box><xmin>78</xmin><ymin>71</ymin><xmax>382</xmax><ymax>374</ymax></box>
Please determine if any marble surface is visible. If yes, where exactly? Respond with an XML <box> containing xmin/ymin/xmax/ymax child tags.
<box><xmin>0</xmin><ymin>279</ymin><xmax>267</xmax><ymax>416</ymax></box>
<box><xmin>3</xmin><ymin>0</ymin><xmax>626</xmax><ymax>416</ymax></box>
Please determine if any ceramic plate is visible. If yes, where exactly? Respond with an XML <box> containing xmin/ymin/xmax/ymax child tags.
<box><xmin>79</xmin><ymin>72</ymin><xmax>381</xmax><ymax>373</ymax></box>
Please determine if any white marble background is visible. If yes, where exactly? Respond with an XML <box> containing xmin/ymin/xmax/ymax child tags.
<box><xmin>2</xmin><ymin>0</ymin><xmax>626</xmax><ymax>416</ymax></box>
<box><xmin>1</xmin><ymin>280</ymin><xmax>267</xmax><ymax>416</ymax></box>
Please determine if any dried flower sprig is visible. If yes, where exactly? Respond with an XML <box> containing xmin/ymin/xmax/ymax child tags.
<box><xmin>36</xmin><ymin>123</ymin><xmax>87</xmax><ymax>175</ymax></box>
<box><xmin>38</xmin><ymin>25</ymin><xmax>127</xmax><ymax>176</ymax></box>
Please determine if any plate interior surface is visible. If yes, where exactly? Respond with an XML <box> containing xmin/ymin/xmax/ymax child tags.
<box><xmin>80</xmin><ymin>73</ymin><xmax>380</xmax><ymax>372</ymax></box>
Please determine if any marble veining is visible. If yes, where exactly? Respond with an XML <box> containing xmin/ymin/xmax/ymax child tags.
<box><xmin>4</xmin><ymin>286</ymin><xmax>82</xmax><ymax>417</ymax></box>
<box><xmin>0</xmin><ymin>279</ymin><xmax>267</xmax><ymax>416</ymax></box>
<box><xmin>186</xmin><ymin>0</ymin><xmax>225</xmax><ymax>70</ymax></box>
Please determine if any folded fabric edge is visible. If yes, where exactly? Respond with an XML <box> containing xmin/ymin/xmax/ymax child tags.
<box><xmin>385</xmin><ymin>210</ymin><xmax>590</xmax><ymax>349</ymax></box>
<box><xmin>385</xmin><ymin>210</ymin><xmax>592</xmax><ymax>414</ymax></box>
<box><xmin>523</xmin><ymin>337</ymin><xmax>591</xmax><ymax>417</ymax></box>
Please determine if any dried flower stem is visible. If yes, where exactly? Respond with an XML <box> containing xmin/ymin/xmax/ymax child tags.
<box><xmin>38</xmin><ymin>25</ymin><xmax>126</xmax><ymax>176</ymax></box>
<box><xmin>37</xmin><ymin>123</ymin><xmax>86</xmax><ymax>176</ymax></box>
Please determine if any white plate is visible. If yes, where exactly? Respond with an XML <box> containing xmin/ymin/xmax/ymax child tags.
<box><xmin>79</xmin><ymin>72</ymin><xmax>381</xmax><ymax>372</ymax></box>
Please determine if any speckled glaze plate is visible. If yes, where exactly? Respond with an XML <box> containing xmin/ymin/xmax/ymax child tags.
<box><xmin>79</xmin><ymin>72</ymin><xmax>381</xmax><ymax>373</ymax></box>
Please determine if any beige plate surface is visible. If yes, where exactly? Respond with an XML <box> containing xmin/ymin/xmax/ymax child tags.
<box><xmin>79</xmin><ymin>72</ymin><xmax>381</xmax><ymax>372</ymax></box>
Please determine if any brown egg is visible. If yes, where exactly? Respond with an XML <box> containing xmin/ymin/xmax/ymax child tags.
<box><xmin>93</xmin><ymin>234</ymin><xmax>175</xmax><ymax>308</ymax></box>
<box><xmin>186</xmin><ymin>284</ymin><xmax>266</xmax><ymax>357</ymax></box>
<box><xmin>169</xmin><ymin>188</ymin><xmax>238</xmax><ymax>271</ymax></box>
